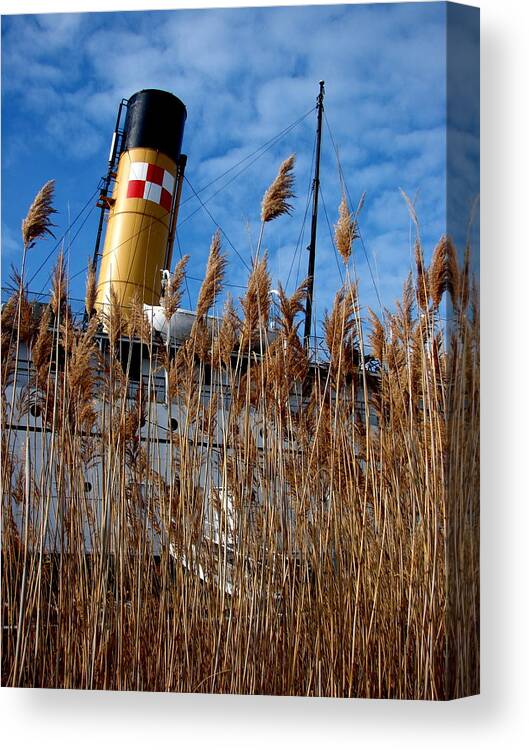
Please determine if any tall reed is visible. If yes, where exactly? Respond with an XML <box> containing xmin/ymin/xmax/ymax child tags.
<box><xmin>1</xmin><ymin>182</ymin><xmax>478</xmax><ymax>698</ymax></box>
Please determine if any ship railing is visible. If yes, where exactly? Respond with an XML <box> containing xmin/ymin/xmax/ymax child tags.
<box><xmin>355</xmin><ymin>401</ymin><xmax>379</xmax><ymax>427</ymax></box>
<box><xmin>127</xmin><ymin>373</ymin><xmax>166</xmax><ymax>403</ymax></box>
<box><xmin>10</xmin><ymin>356</ymin><xmax>35</xmax><ymax>386</ymax></box>
<box><xmin>306</xmin><ymin>336</ymin><xmax>330</xmax><ymax>363</ymax></box>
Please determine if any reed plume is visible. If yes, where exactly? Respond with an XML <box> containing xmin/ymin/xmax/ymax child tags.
<box><xmin>265</xmin><ymin>279</ymin><xmax>309</xmax><ymax>397</ymax></box>
<box><xmin>31</xmin><ymin>304</ymin><xmax>52</xmax><ymax>384</ymax></box>
<box><xmin>66</xmin><ymin>316</ymin><xmax>100</xmax><ymax>425</ymax></box>
<box><xmin>414</xmin><ymin>239</ymin><xmax>429</xmax><ymax>311</ymax></box>
<box><xmin>368</xmin><ymin>308</ymin><xmax>385</xmax><ymax>362</ymax></box>
<box><xmin>396</xmin><ymin>272</ymin><xmax>415</xmax><ymax>336</ymax></box>
<box><xmin>1</xmin><ymin>272</ymin><xmax>34</xmax><ymax>344</ymax></box>
<box><xmin>430</xmin><ymin>235</ymin><xmax>459</xmax><ymax>308</ymax></box>
<box><xmin>85</xmin><ymin>261</ymin><xmax>97</xmax><ymax>317</ymax></box>
<box><xmin>127</xmin><ymin>292</ymin><xmax>151</xmax><ymax>343</ymax></box>
<box><xmin>50</xmin><ymin>249</ymin><xmax>67</xmax><ymax>317</ymax></box>
<box><xmin>261</xmin><ymin>154</ymin><xmax>296</xmax><ymax>222</ymax></box>
<box><xmin>240</xmin><ymin>253</ymin><xmax>271</xmax><ymax>348</ymax></box>
<box><xmin>0</xmin><ymin>280</ymin><xmax>32</xmax><ymax>390</ymax></box>
<box><xmin>21</xmin><ymin>180</ymin><xmax>57</xmax><ymax>250</ymax></box>
<box><xmin>105</xmin><ymin>284</ymin><xmax>124</xmax><ymax>348</ymax></box>
<box><xmin>322</xmin><ymin>284</ymin><xmax>358</xmax><ymax>388</ymax></box>
<box><xmin>2</xmin><ymin>182</ymin><xmax>479</xmax><ymax>704</ymax></box>
<box><xmin>161</xmin><ymin>254</ymin><xmax>189</xmax><ymax>321</ymax></box>
<box><xmin>275</xmin><ymin>278</ymin><xmax>308</xmax><ymax>338</ymax></box>
<box><xmin>213</xmin><ymin>294</ymin><xmax>240</xmax><ymax>367</ymax></box>
<box><xmin>196</xmin><ymin>231</ymin><xmax>226</xmax><ymax>321</ymax></box>
<box><xmin>460</xmin><ymin>245</ymin><xmax>471</xmax><ymax>312</ymax></box>
<box><xmin>334</xmin><ymin>193</ymin><xmax>358</xmax><ymax>264</ymax></box>
<box><xmin>324</xmin><ymin>284</ymin><xmax>357</xmax><ymax>357</ymax></box>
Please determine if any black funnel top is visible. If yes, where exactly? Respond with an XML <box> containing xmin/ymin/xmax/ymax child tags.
<box><xmin>123</xmin><ymin>89</ymin><xmax>187</xmax><ymax>164</ymax></box>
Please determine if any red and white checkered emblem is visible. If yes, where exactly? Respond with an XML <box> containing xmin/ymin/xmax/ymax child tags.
<box><xmin>126</xmin><ymin>162</ymin><xmax>175</xmax><ymax>212</ymax></box>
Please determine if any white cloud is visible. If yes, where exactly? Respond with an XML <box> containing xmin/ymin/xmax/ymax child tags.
<box><xmin>2</xmin><ymin>3</ymin><xmax>453</xmax><ymax>318</ymax></box>
<box><xmin>1</xmin><ymin>223</ymin><xmax>22</xmax><ymax>263</ymax></box>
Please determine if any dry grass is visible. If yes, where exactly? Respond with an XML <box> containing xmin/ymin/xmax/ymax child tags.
<box><xmin>195</xmin><ymin>231</ymin><xmax>226</xmax><ymax>321</ymax></box>
<box><xmin>161</xmin><ymin>254</ymin><xmax>190</xmax><ymax>321</ymax></box>
<box><xmin>334</xmin><ymin>192</ymin><xmax>359</xmax><ymax>264</ymax></box>
<box><xmin>21</xmin><ymin>180</ymin><xmax>57</xmax><ymax>251</ymax></box>
<box><xmin>430</xmin><ymin>235</ymin><xmax>460</xmax><ymax>309</ymax></box>
<box><xmin>0</xmin><ymin>185</ymin><xmax>478</xmax><ymax>698</ymax></box>
<box><xmin>261</xmin><ymin>154</ymin><xmax>296</xmax><ymax>223</ymax></box>
<box><xmin>85</xmin><ymin>261</ymin><xmax>98</xmax><ymax>317</ymax></box>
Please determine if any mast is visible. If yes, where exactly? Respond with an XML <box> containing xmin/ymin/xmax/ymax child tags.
<box><xmin>303</xmin><ymin>80</ymin><xmax>325</xmax><ymax>351</ymax></box>
<box><xmin>83</xmin><ymin>98</ymin><xmax>127</xmax><ymax>327</ymax></box>
<box><xmin>90</xmin><ymin>98</ymin><xmax>128</xmax><ymax>276</ymax></box>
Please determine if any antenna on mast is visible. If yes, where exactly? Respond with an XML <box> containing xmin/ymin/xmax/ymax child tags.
<box><xmin>303</xmin><ymin>80</ymin><xmax>325</xmax><ymax>352</ymax></box>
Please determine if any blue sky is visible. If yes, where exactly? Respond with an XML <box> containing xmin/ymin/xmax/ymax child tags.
<box><xmin>1</xmin><ymin>2</ymin><xmax>464</xmax><ymax>326</ymax></box>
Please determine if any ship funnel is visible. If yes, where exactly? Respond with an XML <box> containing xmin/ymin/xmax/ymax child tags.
<box><xmin>94</xmin><ymin>89</ymin><xmax>187</xmax><ymax>314</ymax></box>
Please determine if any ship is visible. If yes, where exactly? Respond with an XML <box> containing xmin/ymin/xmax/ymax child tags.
<box><xmin>2</xmin><ymin>85</ymin><xmax>379</xmax><ymax>591</ymax></box>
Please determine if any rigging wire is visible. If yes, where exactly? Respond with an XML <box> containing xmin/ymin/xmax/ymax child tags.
<box><xmin>285</xmin><ymin>128</ymin><xmax>317</xmax><ymax>290</ymax></box>
<box><xmin>178</xmin><ymin>109</ymin><xmax>315</xmax><ymax>230</ymax></box>
<box><xmin>0</xmin><ymin>274</ymin><xmax>248</xmax><ymax>305</ymax></box>
<box><xmin>323</xmin><ymin>112</ymin><xmax>383</xmax><ymax>311</ymax></box>
<box><xmin>179</xmin><ymin>106</ymin><xmax>316</xmax><ymax>208</ymax></box>
<box><xmin>294</xmin><ymin>235</ymin><xmax>304</xmax><ymax>290</ymax></box>
<box><xmin>183</xmin><ymin>175</ymin><xmax>251</xmax><ymax>273</ymax></box>
<box><xmin>318</xmin><ymin>183</ymin><xmax>345</xmax><ymax>286</ymax></box>
<box><xmin>25</xmin><ymin>185</ymin><xmax>101</xmax><ymax>289</ymax></box>
<box><xmin>175</xmin><ymin>231</ymin><xmax>193</xmax><ymax>309</ymax></box>
<box><xmin>37</xmin><ymin>200</ymin><xmax>99</xmax><ymax>295</ymax></box>
<box><xmin>59</xmin><ymin>107</ymin><xmax>315</xmax><ymax>290</ymax></box>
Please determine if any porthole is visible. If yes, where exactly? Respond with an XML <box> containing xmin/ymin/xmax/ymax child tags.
<box><xmin>170</xmin><ymin>418</ymin><xmax>178</xmax><ymax>432</ymax></box>
<box><xmin>29</xmin><ymin>403</ymin><xmax>41</xmax><ymax>418</ymax></box>
<box><xmin>84</xmin><ymin>481</ymin><xmax>92</xmax><ymax>493</ymax></box>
